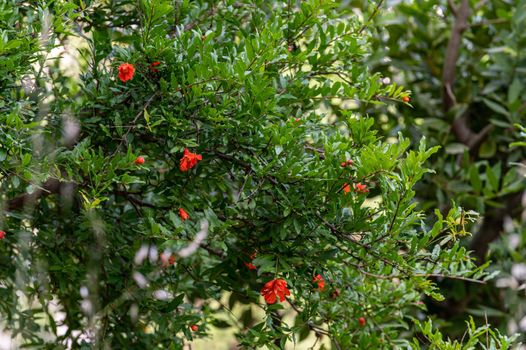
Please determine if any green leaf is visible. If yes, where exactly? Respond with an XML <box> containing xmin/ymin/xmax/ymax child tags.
<box><xmin>508</xmin><ymin>78</ymin><xmax>521</xmax><ymax>105</ymax></box>
<box><xmin>445</xmin><ymin>143</ymin><xmax>468</xmax><ymax>155</ymax></box>
<box><xmin>486</xmin><ymin>164</ymin><xmax>499</xmax><ymax>192</ymax></box>
<box><xmin>482</xmin><ymin>98</ymin><xmax>509</xmax><ymax>117</ymax></box>
<box><xmin>468</xmin><ymin>165</ymin><xmax>482</xmax><ymax>192</ymax></box>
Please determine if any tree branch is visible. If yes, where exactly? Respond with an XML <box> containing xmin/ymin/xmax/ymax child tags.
<box><xmin>447</xmin><ymin>0</ymin><xmax>459</xmax><ymax>17</ymax></box>
<box><xmin>442</xmin><ymin>0</ymin><xmax>469</xmax><ymax>112</ymax></box>
<box><xmin>114</xmin><ymin>190</ymin><xmax>170</xmax><ymax>210</ymax></box>
<box><xmin>5</xmin><ymin>178</ymin><xmax>65</xmax><ymax>211</ymax></box>
<box><xmin>443</xmin><ymin>0</ymin><xmax>492</xmax><ymax>154</ymax></box>
<box><xmin>304</xmin><ymin>145</ymin><xmax>325</xmax><ymax>159</ymax></box>
<box><xmin>358</xmin><ymin>0</ymin><xmax>385</xmax><ymax>35</ymax></box>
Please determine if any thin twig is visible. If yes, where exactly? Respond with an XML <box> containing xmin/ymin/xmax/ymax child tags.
<box><xmin>357</xmin><ymin>0</ymin><xmax>385</xmax><ymax>35</ymax></box>
<box><xmin>373</xmin><ymin>188</ymin><xmax>407</xmax><ymax>243</ymax></box>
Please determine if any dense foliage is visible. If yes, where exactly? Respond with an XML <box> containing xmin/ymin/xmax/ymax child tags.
<box><xmin>360</xmin><ymin>0</ymin><xmax>526</xmax><ymax>343</ymax></box>
<box><xmin>0</xmin><ymin>0</ymin><xmax>521</xmax><ymax>349</ymax></box>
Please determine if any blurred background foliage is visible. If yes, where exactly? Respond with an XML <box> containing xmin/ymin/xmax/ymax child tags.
<box><xmin>355</xmin><ymin>0</ymin><xmax>526</xmax><ymax>343</ymax></box>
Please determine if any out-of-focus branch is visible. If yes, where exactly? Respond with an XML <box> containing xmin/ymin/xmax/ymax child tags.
<box><xmin>304</xmin><ymin>145</ymin><xmax>325</xmax><ymax>159</ymax></box>
<box><xmin>447</xmin><ymin>0</ymin><xmax>458</xmax><ymax>17</ymax></box>
<box><xmin>442</xmin><ymin>0</ymin><xmax>469</xmax><ymax>111</ymax></box>
<box><xmin>443</xmin><ymin>0</ymin><xmax>493</xmax><ymax>154</ymax></box>
<box><xmin>357</xmin><ymin>0</ymin><xmax>385</xmax><ymax>35</ymax></box>
<box><xmin>5</xmin><ymin>178</ymin><xmax>64</xmax><ymax>211</ymax></box>
<box><xmin>114</xmin><ymin>190</ymin><xmax>170</xmax><ymax>210</ymax></box>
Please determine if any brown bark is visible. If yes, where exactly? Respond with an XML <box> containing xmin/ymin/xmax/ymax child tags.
<box><xmin>442</xmin><ymin>0</ymin><xmax>493</xmax><ymax>155</ymax></box>
<box><xmin>442</xmin><ymin>0</ymin><xmax>470</xmax><ymax>112</ymax></box>
<box><xmin>5</xmin><ymin>178</ymin><xmax>63</xmax><ymax>211</ymax></box>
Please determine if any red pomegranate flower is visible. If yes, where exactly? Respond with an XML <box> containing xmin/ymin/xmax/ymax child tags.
<box><xmin>160</xmin><ymin>253</ymin><xmax>176</xmax><ymax>267</ymax></box>
<box><xmin>179</xmin><ymin>208</ymin><xmax>190</xmax><ymax>221</ymax></box>
<box><xmin>118</xmin><ymin>63</ymin><xmax>135</xmax><ymax>83</ymax></box>
<box><xmin>312</xmin><ymin>274</ymin><xmax>325</xmax><ymax>291</ymax></box>
<box><xmin>0</xmin><ymin>231</ymin><xmax>5</xmax><ymax>240</ymax></box>
<box><xmin>149</xmin><ymin>61</ymin><xmax>161</xmax><ymax>73</ymax></box>
<box><xmin>244</xmin><ymin>252</ymin><xmax>257</xmax><ymax>270</ymax></box>
<box><xmin>353</xmin><ymin>182</ymin><xmax>369</xmax><ymax>194</ymax></box>
<box><xmin>261</xmin><ymin>278</ymin><xmax>291</xmax><ymax>304</ymax></box>
<box><xmin>179</xmin><ymin>148</ymin><xmax>202</xmax><ymax>172</ymax></box>
<box><xmin>342</xmin><ymin>183</ymin><xmax>351</xmax><ymax>194</ymax></box>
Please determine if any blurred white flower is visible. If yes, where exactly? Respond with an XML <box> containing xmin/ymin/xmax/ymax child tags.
<box><xmin>148</xmin><ymin>245</ymin><xmax>158</xmax><ymax>264</ymax></box>
<box><xmin>134</xmin><ymin>244</ymin><xmax>149</xmax><ymax>265</ymax></box>
<box><xmin>133</xmin><ymin>272</ymin><xmax>148</xmax><ymax>288</ymax></box>
<box><xmin>153</xmin><ymin>290</ymin><xmax>171</xmax><ymax>300</ymax></box>
<box><xmin>512</xmin><ymin>263</ymin><xmax>526</xmax><ymax>281</ymax></box>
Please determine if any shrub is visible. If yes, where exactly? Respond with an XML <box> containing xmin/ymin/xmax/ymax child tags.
<box><xmin>0</xmin><ymin>1</ymin><xmax>517</xmax><ymax>348</ymax></box>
